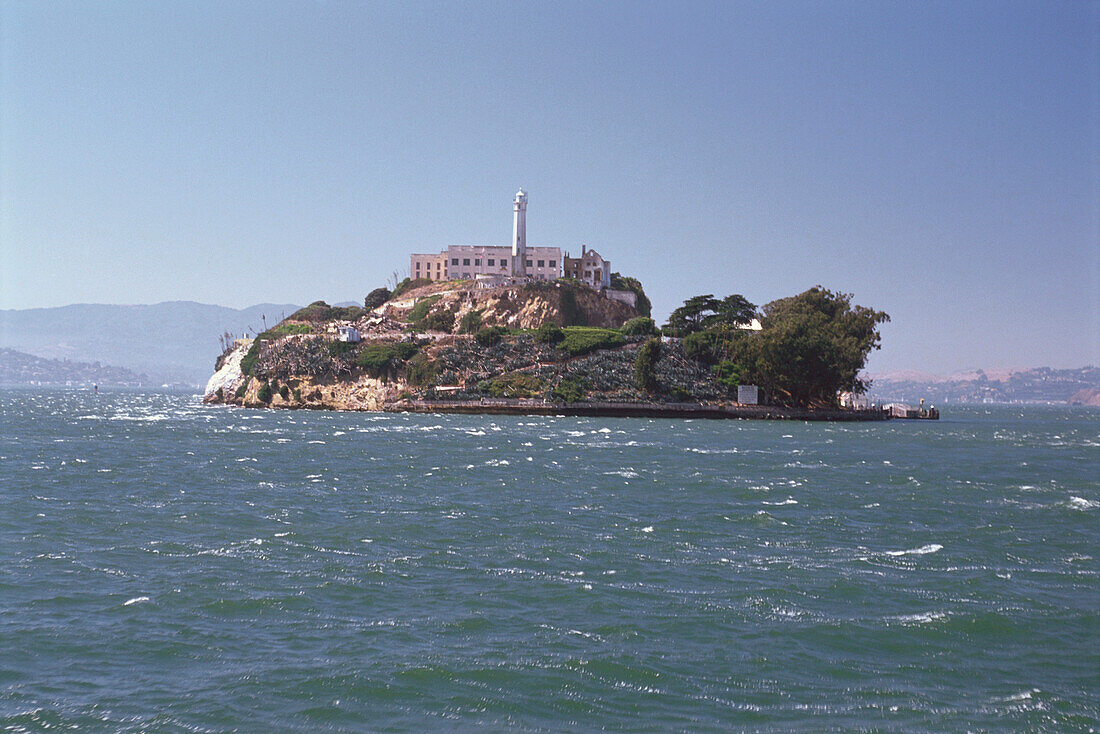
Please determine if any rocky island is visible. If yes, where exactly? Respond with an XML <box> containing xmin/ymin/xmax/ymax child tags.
<box><xmin>204</xmin><ymin>275</ymin><xmax>891</xmax><ymax>421</ymax></box>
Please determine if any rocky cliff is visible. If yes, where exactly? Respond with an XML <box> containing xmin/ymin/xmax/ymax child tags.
<box><xmin>382</xmin><ymin>281</ymin><xmax>638</xmax><ymax>330</ymax></box>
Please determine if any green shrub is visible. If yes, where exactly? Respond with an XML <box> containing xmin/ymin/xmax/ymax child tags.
<box><xmin>421</xmin><ymin>309</ymin><xmax>455</xmax><ymax>333</ymax></box>
<box><xmin>407</xmin><ymin>295</ymin><xmax>441</xmax><ymax>323</ymax></box>
<box><xmin>458</xmin><ymin>309</ymin><xmax>483</xmax><ymax>334</ymax></box>
<box><xmin>235</xmin><ymin>381</ymin><xmax>248</xmax><ymax>399</ymax></box>
<box><xmin>635</xmin><ymin>337</ymin><xmax>661</xmax><ymax>393</ymax></box>
<box><xmin>292</xmin><ymin>387</ymin><xmax>302</xmax><ymax>401</ymax></box>
<box><xmin>257</xmin><ymin>381</ymin><xmax>273</xmax><ymax>403</ymax></box>
<box><xmin>268</xmin><ymin>322</ymin><xmax>313</xmax><ymax>336</ymax></box>
<box><xmin>478</xmin><ymin>373</ymin><xmax>541</xmax><ymax>398</ymax></box>
<box><xmin>328</xmin><ymin>340</ymin><xmax>357</xmax><ymax>357</ymax></box>
<box><xmin>561</xmin><ymin>327</ymin><xmax>625</xmax><ymax>356</ymax></box>
<box><xmin>278</xmin><ymin>383</ymin><xmax>290</xmax><ymax>400</ymax></box>
<box><xmin>354</xmin><ymin>342</ymin><xmax>420</xmax><ymax>378</ymax></box>
<box><xmin>364</xmin><ymin>287</ymin><xmax>392</xmax><ymax>310</ymax></box>
<box><xmin>392</xmin><ymin>278</ymin><xmax>432</xmax><ymax>298</ymax></box>
<box><xmin>620</xmin><ymin>316</ymin><xmax>658</xmax><ymax>336</ymax></box>
<box><xmin>713</xmin><ymin>360</ymin><xmax>748</xmax><ymax>392</ymax></box>
<box><xmin>534</xmin><ymin>322</ymin><xmax>565</xmax><ymax>345</ymax></box>
<box><xmin>683</xmin><ymin>330</ymin><xmax>721</xmax><ymax>364</ymax></box>
<box><xmin>475</xmin><ymin>326</ymin><xmax>509</xmax><ymax>346</ymax></box>
<box><xmin>406</xmin><ymin>353</ymin><xmax>440</xmax><ymax>387</ymax></box>
<box><xmin>287</xmin><ymin>301</ymin><xmax>364</xmax><ymax>323</ymax></box>
<box><xmin>552</xmin><ymin>375</ymin><xmax>588</xmax><ymax>402</ymax></box>
<box><xmin>239</xmin><ymin>338</ymin><xmax>264</xmax><ymax>376</ymax></box>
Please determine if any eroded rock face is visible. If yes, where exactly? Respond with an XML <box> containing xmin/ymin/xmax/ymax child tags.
<box><xmin>382</xmin><ymin>283</ymin><xmax>638</xmax><ymax>330</ymax></box>
<box><xmin>203</xmin><ymin>340</ymin><xmax>249</xmax><ymax>403</ymax></box>
<box><xmin>205</xmin><ymin>361</ymin><xmax>405</xmax><ymax>412</ymax></box>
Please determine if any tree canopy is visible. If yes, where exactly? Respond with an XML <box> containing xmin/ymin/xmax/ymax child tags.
<box><xmin>747</xmin><ymin>287</ymin><xmax>889</xmax><ymax>407</ymax></box>
<box><xmin>663</xmin><ymin>293</ymin><xmax>757</xmax><ymax>336</ymax></box>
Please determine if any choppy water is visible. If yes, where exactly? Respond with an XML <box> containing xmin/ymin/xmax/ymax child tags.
<box><xmin>1</xmin><ymin>389</ymin><xmax>1097</xmax><ymax>731</ymax></box>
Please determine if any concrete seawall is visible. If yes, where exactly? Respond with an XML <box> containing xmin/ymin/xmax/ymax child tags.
<box><xmin>387</xmin><ymin>399</ymin><xmax>890</xmax><ymax>421</ymax></box>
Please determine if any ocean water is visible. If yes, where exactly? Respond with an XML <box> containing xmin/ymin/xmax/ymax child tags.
<box><xmin>1</xmin><ymin>389</ymin><xmax>1097</xmax><ymax>732</ymax></box>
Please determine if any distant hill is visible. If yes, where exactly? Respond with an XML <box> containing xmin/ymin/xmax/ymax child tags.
<box><xmin>868</xmin><ymin>366</ymin><xmax>1100</xmax><ymax>405</ymax></box>
<box><xmin>0</xmin><ymin>301</ymin><xmax>299</xmax><ymax>386</ymax></box>
<box><xmin>0</xmin><ymin>347</ymin><xmax>148</xmax><ymax>387</ymax></box>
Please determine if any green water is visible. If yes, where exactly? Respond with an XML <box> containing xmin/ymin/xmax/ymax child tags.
<box><xmin>1</xmin><ymin>390</ymin><xmax>1097</xmax><ymax>731</ymax></box>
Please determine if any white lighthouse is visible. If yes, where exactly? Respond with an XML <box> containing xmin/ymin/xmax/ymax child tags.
<box><xmin>511</xmin><ymin>188</ymin><xmax>527</xmax><ymax>277</ymax></box>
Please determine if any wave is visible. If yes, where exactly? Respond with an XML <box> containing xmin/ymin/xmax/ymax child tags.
<box><xmin>885</xmin><ymin>543</ymin><xmax>943</xmax><ymax>557</ymax></box>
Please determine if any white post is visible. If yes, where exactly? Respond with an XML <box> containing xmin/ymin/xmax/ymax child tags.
<box><xmin>512</xmin><ymin>189</ymin><xmax>527</xmax><ymax>277</ymax></box>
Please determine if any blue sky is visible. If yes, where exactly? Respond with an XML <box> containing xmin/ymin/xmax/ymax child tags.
<box><xmin>2</xmin><ymin>1</ymin><xmax>1097</xmax><ymax>373</ymax></box>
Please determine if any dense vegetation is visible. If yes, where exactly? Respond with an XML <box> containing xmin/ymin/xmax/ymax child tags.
<box><xmin>392</xmin><ymin>278</ymin><xmax>432</xmax><ymax>298</ymax></box>
<box><xmin>634</xmin><ymin>337</ymin><xmax>661</xmax><ymax>392</ymax></box>
<box><xmin>663</xmin><ymin>294</ymin><xmax>756</xmax><ymax>337</ymax></box>
<box><xmin>288</xmin><ymin>301</ymin><xmax>365</xmax><ymax>324</ymax></box>
<box><xmin>363</xmin><ymin>287</ymin><xmax>392</xmax><ymax>310</ymax></box>
<box><xmin>560</xmin><ymin>327</ymin><xmax>626</xmax><ymax>356</ymax></box>
<box><xmin>670</xmin><ymin>287</ymin><xmax>888</xmax><ymax>407</ymax></box>
<box><xmin>609</xmin><ymin>273</ymin><xmax>652</xmax><ymax>317</ymax></box>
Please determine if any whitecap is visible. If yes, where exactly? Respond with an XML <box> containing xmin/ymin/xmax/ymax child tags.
<box><xmin>123</xmin><ymin>596</ymin><xmax>150</xmax><ymax>606</ymax></box>
<box><xmin>1067</xmin><ymin>496</ymin><xmax>1097</xmax><ymax>510</ymax></box>
<box><xmin>762</xmin><ymin>498</ymin><xmax>798</xmax><ymax>506</ymax></box>
<box><xmin>891</xmin><ymin>611</ymin><xmax>947</xmax><ymax>625</ymax></box>
<box><xmin>641</xmin><ymin>526</ymin><xmax>654</xmax><ymax>533</ymax></box>
<box><xmin>885</xmin><ymin>543</ymin><xmax>943</xmax><ymax>557</ymax></box>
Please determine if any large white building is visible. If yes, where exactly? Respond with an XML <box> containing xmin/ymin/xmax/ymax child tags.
<box><xmin>411</xmin><ymin>190</ymin><xmax>561</xmax><ymax>285</ymax></box>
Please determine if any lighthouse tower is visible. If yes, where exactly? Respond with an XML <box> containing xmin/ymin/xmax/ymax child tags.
<box><xmin>511</xmin><ymin>189</ymin><xmax>527</xmax><ymax>277</ymax></box>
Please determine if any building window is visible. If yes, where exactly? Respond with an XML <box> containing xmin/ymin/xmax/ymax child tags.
<box><xmin>549</xmin><ymin>260</ymin><xmax>556</xmax><ymax>268</ymax></box>
<box><xmin>462</xmin><ymin>272</ymin><xmax>470</xmax><ymax>279</ymax></box>
<box><xmin>436</xmin><ymin>262</ymin><xmax>440</xmax><ymax>269</ymax></box>
<box><xmin>415</xmin><ymin>262</ymin><xmax>420</xmax><ymax>270</ymax></box>
<box><xmin>526</xmin><ymin>260</ymin><xmax>533</xmax><ymax>267</ymax></box>
<box><xmin>537</xmin><ymin>260</ymin><xmax>545</xmax><ymax>267</ymax></box>
<box><xmin>463</xmin><ymin>258</ymin><xmax>470</xmax><ymax>266</ymax></box>
<box><xmin>487</xmin><ymin>259</ymin><xmax>494</xmax><ymax>266</ymax></box>
<box><xmin>451</xmin><ymin>258</ymin><xmax>459</xmax><ymax>266</ymax></box>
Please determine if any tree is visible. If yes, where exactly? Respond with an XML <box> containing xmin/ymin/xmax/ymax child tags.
<box><xmin>364</xmin><ymin>287</ymin><xmax>392</xmax><ymax>310</ymax></box>
<box><xmin>634</xmin><ymin>337</ymin><xmax>661</xmax><ymax>393</ymax></box>
<box><xmin>711</xmin><ymin>294</ymin><xmax>756</xmax><ymax>328</ymax></box>
<box><xmin>746</xmin><ymin>287</ymin><xmax>889</xmax><ymax>407</ymax></box>
<box><xmin>620</xmin><ymin>316</ymin><xmax>659</xmax><ymax>336</ymax></box>
<box><xmin>458</xmin><ymin>309</ymin><xmax>483</xmax><ymax>334</ymax></box>
<box><xmin>663</xmin><ymin>295</ymin><xmax>720</xmax><ymax>336</ymax></box>
<box><xmin>665</xmin><ymin>293</ymin><xmax>757</xmax><ymax>337</ymax></box>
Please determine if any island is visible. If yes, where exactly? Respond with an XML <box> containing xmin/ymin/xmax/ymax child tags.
<box><xmin>204</xmin><ymin>278</ymin><xmax>891</xmax><ymax>421</ymax></box>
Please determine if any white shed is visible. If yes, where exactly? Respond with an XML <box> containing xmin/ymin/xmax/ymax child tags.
<box><xmin>336</xmin><ymin>326</ymin><xmax>361</xmax><ymax>343</ymax></box>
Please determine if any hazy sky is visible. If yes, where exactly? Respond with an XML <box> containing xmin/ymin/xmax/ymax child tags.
<box><xmin>2</xmin><ymin>1</ymin><xmax>1097</xmax><ymax>373</ymax></box>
